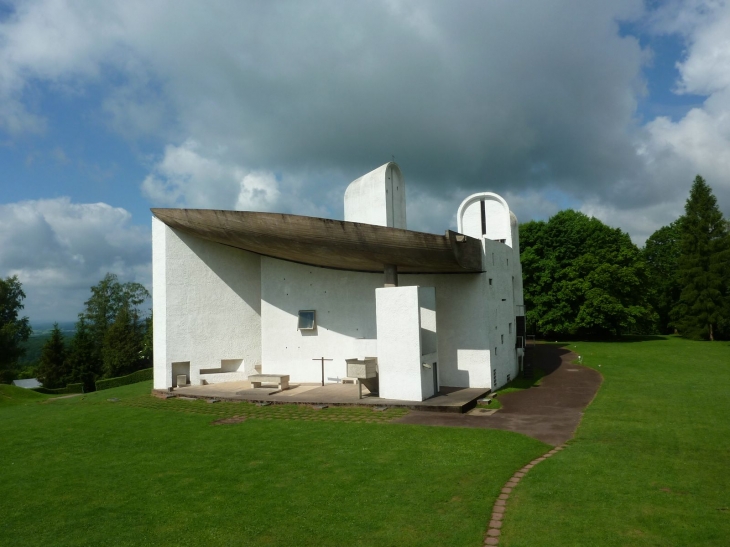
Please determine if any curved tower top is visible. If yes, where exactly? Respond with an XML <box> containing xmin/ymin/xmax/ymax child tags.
<box><xmin>344</xmin><ymin>162</ymin><xmax>406</xmax><ymax>229</ymax></box>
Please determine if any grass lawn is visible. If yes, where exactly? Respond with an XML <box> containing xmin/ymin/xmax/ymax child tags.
<box><xmin>478</xmin><ymin>367</ymin><xmax>547</xmax><ymax>410</ymax></box>
<box><xmin>0</xmin><ymin>382</ymin><xmax>547</xmax><ymax>546</ymax></box>
<box><xmin>501</xmin><ymin>336</ymin><xmax>730</xmax><ymax>546</ymax></box>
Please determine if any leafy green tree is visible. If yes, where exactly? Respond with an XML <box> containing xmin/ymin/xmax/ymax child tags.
<box><xmin>670</xmin><ymin>176</ymin><xmax>730</xmax><ymax>340</ymax></box>
<box><xmin>67</xmin><ymin>273</ymin><xmax>151</xmax><ymax>383</ymax></box>
<box><xmin>36</xmin><ymin>323</ymin><xmax>68</xmax><ymax>389</ymax></box>
<box><xmin>643</xmin><ymin>221</ymin><xmax>682</xmax><ymax>334</ymax></box>
<box><xmin>0</xmin><ymin>276</ymin><xmax>32</xmax><ymax>383</ymax></box>
<box><xmin>521</xmin><ymin>210</ymin><xmax>655</xmax><ymax>337</ymax></box>
<box><xmin>81</xmin><ymin>273</ymin><xmax>149</xmax><ymax>361</ymax></box>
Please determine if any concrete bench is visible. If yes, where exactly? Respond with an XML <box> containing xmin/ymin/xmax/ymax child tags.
<box><xmin>248</xmin><ymin>374</ymin><xmax>290</xmax><ymax>391</ymax></box>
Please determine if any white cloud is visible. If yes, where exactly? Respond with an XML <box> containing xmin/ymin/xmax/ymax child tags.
<box><xmin>639</xmin><ymin>0</ymin><xmax>730</xmax><ymax>221</ymax></box>
<box><xmin>141</xmin><ymin>139</ymin><xmax>281</xmax><ymax>211</ymax></box>
<box><xmin>0</xmin><ymin>0</ymin><xmax>729</xmax><ymax>253</ymax></box>
<box><xmin>580</xmin><ymin>199</ymin><xmax>684</xmax><ymax>247</ymax></box>
<box><xmin>0</xmin><ymin>198</ymin><xmax>150</xmax><ymax>322</ymax></box>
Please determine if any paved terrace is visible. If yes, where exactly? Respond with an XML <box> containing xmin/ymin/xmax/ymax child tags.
<box><xmin>161</xmin><ymin>381</ymin><xmax>488</xmax><ymax>413</ymax></box>
<box><xmin>154</xmin><ymin>344</ymin><xmax>602</xmax><ymax>443</ymax></box>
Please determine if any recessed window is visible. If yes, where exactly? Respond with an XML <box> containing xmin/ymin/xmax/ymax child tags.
<box><xmin>509</xmin><ymin>323</ymin><xmax>512</xmax><ymax>334</ymax></box>
<box><xmin>495</xmin><ymin>347</ymin><xmax>498</xmax><ymax>355</ymax></box>
<box><xmin>501</xmin><ymin>334</ymin><xmax>504</xmax><ymax>344</ymax></box>
<box><xmin>297</xmin><ymin>310</ymin><xmax>316</xmax><ymax>330</ymax></box>
<box><xmin>489</xmin><ymin>278</ymin><xmax>493</xmax><ymax>285</ymax></box>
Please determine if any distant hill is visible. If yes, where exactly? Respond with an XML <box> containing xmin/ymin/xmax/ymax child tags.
<box><xmin>30</xmin><ymin>322</ymin><xmax>76</xmax><ymax>335</ymax></box>
<box><xmin>18</xmin><ymin>322</ymin><xmax>76</xmax><ymax>364</ymax></box>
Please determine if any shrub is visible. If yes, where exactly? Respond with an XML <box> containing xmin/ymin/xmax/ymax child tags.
<box><xmin>95</xmin><ymin>368</ymin><xmax>153</xmax><ymax>391</ymax></box>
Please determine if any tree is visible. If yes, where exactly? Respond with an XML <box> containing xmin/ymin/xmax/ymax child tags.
<box><xmin>670</xmin><ymin>176</ymin><xmax>730</xmax><ymax>340</ymax></box>
<box><xmin>643</xmin><ymin>221</ymin><xmax>682</xmax><ymax>334</ymax></box>
<box><xmin>65</xmin><ymin>317</ymin><xmax>97</xmax><ymax>392</ymax></box>
<box><xmin>521</xmin><ymin>210</ymin><xmax>655</xmax><ymax>337</ymax></box>
<box><xmin>67</xmin><ymin>273</ymin><xmax>151</xmax><ymax>385</ymax></box>
<box><xmin>102</xmin><ymin>304</ymin><xmax>144</xmax><ymax>378</ymax></box>
<box><xmin>81</xmin><ymin>273</ymin><xmax>149</xmax><ymax>362</ymax></box>
<box><xmin>36</xmin><ymin>323</ymin><xmax>68</xmax><ymax>389</ymax></box>
<box><xmin>0</xmin><ymin>276</ymin><xmax>32</xmax><ymax>383</ymax></box>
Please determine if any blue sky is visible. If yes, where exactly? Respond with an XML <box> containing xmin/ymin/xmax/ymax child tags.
<box><xmin>1</xmin><ymin>0</ymin><xmax>730</xmax><ymax>322</ymax></box>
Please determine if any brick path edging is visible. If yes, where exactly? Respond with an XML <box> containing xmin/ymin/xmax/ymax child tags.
<box><xmin>483</xmin><ymin>444</ymin><xmax>567</xmax><ymax>546</ymax></box>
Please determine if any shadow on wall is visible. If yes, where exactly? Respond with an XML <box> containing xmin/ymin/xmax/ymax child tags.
<box><xmin>182</xmin><ymin>231</ymin><xmax>262</xmax><ymax>315</ymax></box>
<box><xmin>264</xmin><ymin>264</ymin><xmax>382</xmax><ymax>340</ymax></box>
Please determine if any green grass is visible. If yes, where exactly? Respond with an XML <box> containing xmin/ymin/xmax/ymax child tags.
<box><xmin>0</xmin><ymin>380</ymin><xmax>547</xmax><ymax>546</ymax></box>
<box><xmin>501</xmin><ymin>336</ymin><xmax>730</xmax><ymax>546</ymax></box>
<box><xmin>477</xmin><ymin>367</ymin><xmax>546</xmax><ymax>410</ymax></box>
<box><xmin>0</xmin><ymin>384</ymin><xmax>50</xmax><ymax>405</ymax></box>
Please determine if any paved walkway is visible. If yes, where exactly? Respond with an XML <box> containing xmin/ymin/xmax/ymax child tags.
<box><xmin>169</xmin><ymin>381</ymin><xmax>487</xmax><ymax>412</ymax></box>
<box><xmin>393</xmin><ymin>344</ymin><xmax>603</xmax><ymax>446</ymax></box>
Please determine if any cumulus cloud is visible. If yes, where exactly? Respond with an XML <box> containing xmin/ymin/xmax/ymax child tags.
<box><xmin>141</xmin><ymin>139</ymin><xmax>282</xmax><ymax>211</ymax></box>
<box><xmin>639</xmin><ymin>0</ymin><xmax>730</xmax><ymax>218</ymax></box>
<box><xmin>0</xmin><ymin>0</ymin><xmax>729</xmax><ymax>251</ymax></box>
<box><xmin>0</xmin><ymin>198</ymin><xmax>150</xmax><ymax>322</ymax></box>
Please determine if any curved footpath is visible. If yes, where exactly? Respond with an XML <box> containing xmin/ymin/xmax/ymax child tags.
<box><xmin>394</xmin><ymin>344</ymin><xmax>602</xmax><ymax>446</ymax></box>
<box><xmin>394</xmin><ymin>344</ymin><xmax>603</xmax><ymax>546</ymax></box>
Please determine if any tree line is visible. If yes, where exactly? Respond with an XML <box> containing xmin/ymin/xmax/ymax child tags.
<box><xmin>0</xmin><ymin>273</ymin><xmax>151</xmax><ymax>390</ymax></box>
<box><xmin>521</xmin><ymin>176</ymin><xmax>730</xmax><ymax>340</ymax></box>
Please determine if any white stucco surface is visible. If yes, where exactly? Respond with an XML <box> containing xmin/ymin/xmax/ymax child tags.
<box><xmin>344</xmin><ymin>162</ymin><xmax>406</xmax><ymax>228</ymax></box>
<box><xmin>152</xmin><ymin>218</ymin><xmax>262</xmax><ymax>389</ymax></box>
<box><xmin>418</xmin><ymin>287</ymin><xmax>438</xmax><ymax>399</ymax></box>
<box><xmin>260</xmin><ymin>257</ymin><xmax>381</xmax><ymax>383</ymax></box>
<box><xmin>457</xmin><ymin>192</ymin><xmax>512</xmax><ymax>247</ymax></box>
<box><xmin>376</xmin><ymin>286</ymin><xmax>436</xmax><ymax>401</ymax></box>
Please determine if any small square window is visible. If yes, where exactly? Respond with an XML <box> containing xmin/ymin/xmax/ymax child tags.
<box><xmin>297</xmin><ymin>310</ymin><xmax>316</xmax><ymax>330</ymax></box>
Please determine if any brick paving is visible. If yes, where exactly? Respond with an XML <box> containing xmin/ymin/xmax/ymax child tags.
<box><xmin>483</xmin><ymin>443</ymin><xmax>567</xmax><ymax>545</ymax></box>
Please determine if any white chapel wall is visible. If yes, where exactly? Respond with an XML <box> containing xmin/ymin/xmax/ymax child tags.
<box><xmin>482</xmin><ymin>238</ymin><xmax>520</xmax><ymax>389</ymax></box>
<box><xmin>152</xmin><ymin>218</ymin><xmax>262</xmax><ymax>389</ymax></box>
<box><xmin>260</xmin><ymin>255</ymin><xmax>494</xmax><ymax>389</ymax></box>
<box><xmin>260</xmin><ymin>257</ymin><xmax>381</xmax><ymax>383</ymax></box>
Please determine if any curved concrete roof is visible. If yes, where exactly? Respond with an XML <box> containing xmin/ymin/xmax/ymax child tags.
<box><xmin>152</xmin><ymin>208</ymin><xmax>483</xmax><ymax>274</ymax></box>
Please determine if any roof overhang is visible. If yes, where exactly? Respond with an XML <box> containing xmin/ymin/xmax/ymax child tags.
<box><xmin>152</xmin><ymin>208</ymin><xmax>484</xmax><ymax>274</ymax></box>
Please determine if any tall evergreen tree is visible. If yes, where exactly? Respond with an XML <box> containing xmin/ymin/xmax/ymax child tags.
<box><xmin>670</xmin><ymin>176</ymin><xmax>730</xmax><ymax>340</ymax></box>
<box><xmin>36</xmin><ymin>323</ymin><xmax>68</xmax><ymax>389</ymax></box>
<box><xmin>102</xmin><ymin>305</ymin><xmax>143</xmax><ymax>378</ymax></box>
<box><xmin>644</xmin><ymin>221</ymin><xmax>682</xmax><ymax>334</ymax></box>
<box><xmin>65</xmin><ymin>317</ymin><xmax>98</xmax><ymax>392</ymax></box>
